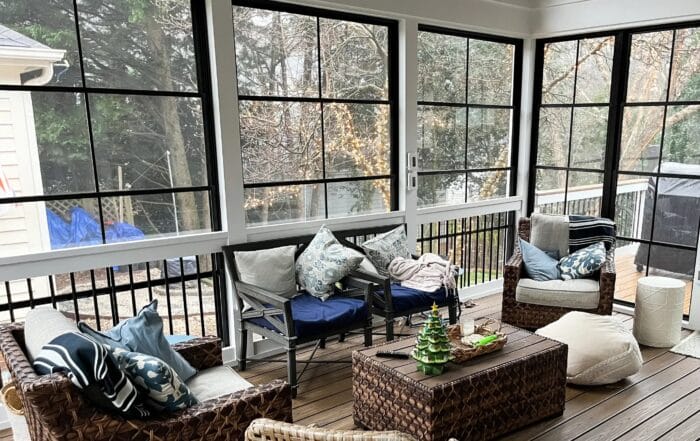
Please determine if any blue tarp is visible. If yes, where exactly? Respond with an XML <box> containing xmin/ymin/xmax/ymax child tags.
<box><xmin>47</xmin><ymin>207</ymin><xmax>145</xmax><ymax>249</ymax></box>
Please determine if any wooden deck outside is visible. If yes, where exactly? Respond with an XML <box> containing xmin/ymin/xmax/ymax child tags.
<box><xmin>1</xmin><ymin>293</ymin><xmax>697</xmax><ymax>440</ymax></box>
<box><xmin>614</xmin><ymin>246</ymin><xmax>694</xmax><ymax>315</ymax></box>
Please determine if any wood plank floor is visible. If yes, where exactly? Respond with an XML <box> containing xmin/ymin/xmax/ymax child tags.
<box><xmin>1</xmin><ymin>293</ymin><xmax>697</xmax><ymax>440</ymax></box>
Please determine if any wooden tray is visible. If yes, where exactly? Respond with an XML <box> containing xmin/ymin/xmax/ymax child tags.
<box><xmin>446</xmin><ymin>319</ymin><xmax>508</xmax><ymax>363</ymax></box>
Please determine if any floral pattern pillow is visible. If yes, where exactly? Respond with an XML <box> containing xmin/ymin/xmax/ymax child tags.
<box><xmin>361</xmin><ymin>226</ymin><xmax>411</xmax><ymax>277</ymax></box>
<box><xmin>558</xmin><ymin>241</ymin><xmax>606</xmax><ymax>281</ymax></box>
<box><xmin>296</xmin><ymin>226</ymin><xmax>363</xmax><ymax>300</ymax></box>
<box><xmin>110</xmin><ymin>347</ymin><xmax>198</xmax><ymax>413</ymax></box>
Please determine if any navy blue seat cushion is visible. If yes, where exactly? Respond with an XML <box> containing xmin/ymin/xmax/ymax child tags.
<box><xmin>248</xmin><ymin>293</ymin><xmax>368</xmax><ymax>338</ymax></box>
<box><xmin>378</xmin><ymin>283</ymin><xmax>450</xmax><ymax>313</ymax></box>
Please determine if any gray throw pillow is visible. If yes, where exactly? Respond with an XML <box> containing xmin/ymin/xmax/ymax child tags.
<box><xmin>519</xmin><ymin>239</ymin><xmax>561</xmax><ymax>281</ymax></box>
<box><xmin>295</xmin><ymin>226</ymin><xmax>363</xmax><ymax>300</ymax></box>
<box><xmin>361</xmin><ymin>226</ymin><xmax>411</xmax><ymax>277</ymax></box>
<box><xmin>235</xmin><ymin>245</ymin><xmax>297</xmax><ymax>297</ymax></box>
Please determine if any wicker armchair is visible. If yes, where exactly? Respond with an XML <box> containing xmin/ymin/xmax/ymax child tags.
<box><xmin>501</xmin><ymin>217</ymin><xmax>615</xmax><ymax>329</ymax></box>
<box><xmin>245</xmin><ymin>418</ymin><xmax>418</xmax><ymax>441</ymax></box>
<box><xmin>0</xmin><ymin>322</ymin><xmax>293</xmax><ymax>441</ymax></box>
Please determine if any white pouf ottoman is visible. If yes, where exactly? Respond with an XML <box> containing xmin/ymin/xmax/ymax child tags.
<box><xmin>536</xmin><ymin>311</ymin><xmax>642</xmax><ymax>385</ymax></box>
<box><xmin>633</xmin><ymin>276</ymin><xmax>685</xmax><ymax>347</ymax></box>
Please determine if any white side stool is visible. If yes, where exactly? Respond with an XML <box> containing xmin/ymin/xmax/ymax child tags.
<box><xmin>633</xmin><ymin>276</ymin><xmax>685</xmax><ymax>347</ymax></box>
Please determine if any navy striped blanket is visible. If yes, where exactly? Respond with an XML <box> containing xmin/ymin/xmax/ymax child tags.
<box><xmin>568</xmin><ymin>215</ymin><xmax>616</xmax><ymax>253</ymax></box>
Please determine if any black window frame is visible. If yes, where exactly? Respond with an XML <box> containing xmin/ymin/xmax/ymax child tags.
<box><xmin>0</xmin><ymin>0</ymin><xmax>221</xmax><ymax>244</ymax></box>
<box><xmin>528</xmin><ymin>20</ymin><xmax>700</xmax><ymax>316</ymax></box>
<box><xmin>527</xmin><ymin>30</ymin><xmax>621</xmax><ymax>217</ymax></box>
<box><xmin>416</xmin><ymin>24</ymin><xmax>523</xmax><ymax>206</ymax></box>
<box><xmin>232</xmin><ymin>0</ymin><xmax>399</xmax><ymax>222</ymax></box>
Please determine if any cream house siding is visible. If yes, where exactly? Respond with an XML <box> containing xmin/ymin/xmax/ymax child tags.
<box><xmin>0</xmin><ymin>91</ymin><xmax>49</xmax><ymax>259</ymax></box>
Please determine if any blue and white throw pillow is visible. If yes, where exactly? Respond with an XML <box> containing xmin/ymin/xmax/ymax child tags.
<box><xmin>361</xmin><ymin>226</ymin><xmax>411</xmax><ymax>277</ymax></box>
<box><xmin>110</xmin><ymin>348</ymin><xmax>197</xmax><ymax>413</ymax></box>
<box><xmin>296</xmin><ymin>226</ymin><xmax>364</xmax><ymax>300</ymax></box>
<box><xmin>558</xmin><ymin>241</ymin><xmax>606</xmax><ymax>280</ymax></box>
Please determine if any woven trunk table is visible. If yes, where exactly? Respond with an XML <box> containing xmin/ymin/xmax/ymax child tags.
<box><xmin>352</xmin><ymin>320</ymin><xmax>567</xmax><ymax>441</ymax></box>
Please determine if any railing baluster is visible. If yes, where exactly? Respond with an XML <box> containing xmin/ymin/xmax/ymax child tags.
<box><xmin>69</xmin><ymin>272</ymin><xmax>80</xmax><ymax>322</ymax></box>
<box><xmin>163</xmin><ymin>260</ymin><xmax>174</xmax><ymax>335</ymax></box>
<box><xmin>195</xmin><ymin>255</ymin><xmax>206</xmax><ymax>337</ymax></box>
<box><xmin>26</xmin><ymin>278</ymin><xmax>35</xmax><ymax>309</ymax></box>
<box><xmin>128</xmin><ymin>265</ymin><xmax>137</xmax><ymax>317</ymax></box>
<box><xmin>145</xmin><ymin>262</ymin><xmax>154</xmax><ymax>302</ymax></box>
<box><xmin>90</xmin><ymin>270</ymin><xmax>101</xmax><ymax>331</ymax></box>
<box><xmin>180</xmin><ymin>258</ymin><xmax>190</xmax><ymax>336</ymax></box>
<box><xmin>108</xmin><ymin>267</ymin><xmax>119</xmax><ymax>325</ymax></box>
<box><xmin>5</xmin><ymin>281</ymin><xmax>14</xmax><ymax>323</ymax></box>
<box><xmin>48</xmin><ymin>275</ymin><xmax>57</xmax><ymax>309</ymax></box>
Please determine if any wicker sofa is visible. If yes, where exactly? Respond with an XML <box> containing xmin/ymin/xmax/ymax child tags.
<box><xmin>501</xmin><ymin>217</ymin><xmax>615</xmax><ymax>329</ymax></box>
<box><xmin>0</xmin><ymin>322</ymin><xmax>293</xmax><ymax>441</ymax></box>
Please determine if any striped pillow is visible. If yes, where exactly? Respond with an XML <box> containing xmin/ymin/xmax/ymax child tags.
<box><xmin>33</xmin><ymin>332</ymin><xmax>150</xmax><ymax>418</ymax></box>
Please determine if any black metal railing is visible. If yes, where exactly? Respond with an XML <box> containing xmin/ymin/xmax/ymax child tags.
<box><xmin>417</xmin><ymin>211</ymin><xmax>516</xmax><ymax>289</ymax></box>
<box><xmin>0</xmin><ymin>253</ymin><xmax>228</xmax><ymax>345</ymax></box>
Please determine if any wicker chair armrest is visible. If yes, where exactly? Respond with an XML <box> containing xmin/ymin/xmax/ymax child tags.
<box><xmin>598</xmin><ymin>251</ymin><xmax>616</xmax><ymax>315</ymax></box>
<box><xmin>502</xmin><ymin>249</ymin><xmax>523</xmax><ymax>301</ymax></box>
<box><xmin>139</xmin><ymin>380</ymin><xmax>293</xmax><ymax>440</ymax></box>
<box><xmin>235</xmin><ymin>281</ymin><xmax>290</xmax><ymax>308</ymax></box>
<box><xmin>172</xmin><ymin>336</ymin><xmax>223</xmax><ymax>371</ymax></box>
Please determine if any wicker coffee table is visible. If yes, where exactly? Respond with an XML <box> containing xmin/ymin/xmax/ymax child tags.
<box><xmin>352</xmin><ymin>319</ymin><xmax>567</xmax><ymax>441</ymax></box>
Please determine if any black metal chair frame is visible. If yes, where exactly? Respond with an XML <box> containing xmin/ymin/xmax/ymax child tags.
<box><xmin>336</xmin><ymin>224</ymin><xmax>460</xmax><ymax>341</ymax></box>
<box><xmin>223</xmin><ymin>233</ymin><xmax>374</xmax><ymax>397</ymax></box>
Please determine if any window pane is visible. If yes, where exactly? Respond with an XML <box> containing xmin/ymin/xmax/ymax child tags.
<box><xmin>533</xmin><ymin>168</ymin><xmax>566</xmax><ymax>214</ymax></box>
<box><xmin>652</xmin><ymin>177</ymin><xmax>700</xmax><ymax>247</ymax></box>
<box><xmin>0</xmin><ymin>0</ymin><xmax>81</xmax><ymax>87</ymax></box>
<box><xmin>566</xmin><ymin>171</ymin><xmax>603</xmax><ymax>216</ymax></box>
<box><xmin>233</xmin><ymin>6</ymin><xmax>318</xmax><ymax>97</ymax></box>
<box><xmin>575</xmin><ymin>36</ymin><xmax>615</xmax><ymax>103</ymax></box>
<box><xmin>468</xmin><ymin>170</ymin><xmax>508</xmax><ymax>202</ymax></box>
<box><xmin>541</xmin><ymin>40</ymin><xmax>577</xmax><ymax>104</ymax></box>
<box><xmin>324</xmin><ymin>103</ymin><xmax>389</xmax><ymax>179</ymax></box>
<box><xmin>468</xmin><ymin>39</ymin><xmax>514</xmax><ymax>105</ymax></box>
<box><xmin>238</xmin><ymin>100</ymin><xmax>322</xmax><ymax>184</ymax></box>
<box><xmin>418</xmin><ymin>173</ymin><xmax>465</xmax><ymax>207</ymax></box>
<box><xmin>626</xmin><ymin>31</ymin><xmax>673</xmax><ymax>102</ymax></box>
<box><xmin>467</xmin><ymin>108</ymin><xmax>511</xmax><ymax>169</ymax></box>
<box><xmin>537</xmin><ymin>107</ymin><xmax>571</xmax><ymax>167</ymax></box>
<box><xmin>662</xmin><ymin>105</ymin><xmax>700</xmax><ymax>167</ymax></box>
<box><xmin>77</xmin><ymin>0</ymin><xmax>197</xmax><ymax>92</ymax></box>
<box><xmin>91</xmin><ymin>95</ymin><xmax>207</xmax><ymax>191</ymax></box>
<box><xmin>102</xmin><ymin>191</ymin><xmax>210</xmax><ymax>240</ymax></box>
<box><xmin>669</xmin><ymin>28</ymin><xmax>700</xmax><ymax>102</ymax></box>
<box><xmin>0</xmin><ymin>198</ymin><xmax>100</xmax><ymax>256</ymax></box>
<box><xmin>245</xmin><ymin>184</ymin><xmax>324</xmax><ymax>225</ymax></box>
<box><xmin>615</xmin><ymin>174</ymin><xmax>653</xmax><ymax>241</ymax></box>
<box><xmin>417</xmin><ymin>32</ymin><xmax>466</xmax><ymax>103</ymax></box>
<box><xmin>417</xmin><ymin>106</ymin><xmax>466</xmax><ymax>171</ymax></box>
<box><xmin>1</xmin><ymin>91</ymin><xmax>95</xmax><ymax>196</ymax></box>
<box><xmin>620</xmin><ymin>106</ymin><xmax>665</xmax><ymax>172</ymax></box>
<box><xmin>648</xmin><ymin>244</ymin><xmax>695</xmax><ymax>282</ymax></box>
<box><xmin>320</xmin><ymin>18</ymin><xmax>388</xmax><ymax>100</ymax></box>
<box><xmin>327</xmin><ymin>179</ymin><xmax>390</xmax><ymax>217</ymax></box>
<box><xmin>570</xmin><ymin>106</ymin><xmax>608</xmax><ymax>170</ymax></box>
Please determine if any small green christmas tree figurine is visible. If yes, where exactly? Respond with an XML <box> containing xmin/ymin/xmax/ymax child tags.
<box><xmin>411</xmin><ymin>303</ymin><xmax>453</xmax><ymax>375</ymax></box>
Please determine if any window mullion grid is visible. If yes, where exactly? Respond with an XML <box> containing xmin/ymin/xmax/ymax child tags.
<box><xmin>464</xmin><ymin>38</ymin><xmax>470</xmax><ymax>203</ymax></box>
<box><xmin>563</xmin><ymin>39</ymin><xmax>582</xmax><ymax>214</ymax></box>
<box><xmin>71</xmin><ymin>0</ymin><xmax>106</xmax><ymax>244</ymax></box>
<box><xmin>643</xmin><ymin>29</ymin><xmax>678</xmax><ymax>269</ymax></box>
<box><xmin>315</xmin><ymin>16</ymin><xmax>329</xmax><ymax>218</ymax></box>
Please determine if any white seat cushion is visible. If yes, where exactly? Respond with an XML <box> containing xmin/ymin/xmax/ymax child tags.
<box><xmin>186</xmin><ymin>365</ymin><xmax>252</xmax><ymax>402</ymax></box>
<box><xmin>537</xmin><ymin>311</ymin><xmax>642</xmax><ymax>385</ymax></box>
<box><xmin>25</xmin><ymin>308</ymin><xmax>78</xmax><ymax>362</ymax></box>
<box><xmin>516</xmin><ymin>278</ymin><xmax>600</xmax><ymax>309</ymax></box>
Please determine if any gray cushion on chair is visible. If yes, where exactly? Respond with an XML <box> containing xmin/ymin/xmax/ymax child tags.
<box><xmin>25</xmin><ymin>307</ymin><xmax>78</xmax><ymax>362</ymax></box>
<box><xmin>516</xmin><ymin>278</ymin><xmax>600</xmax><ymax>309</ymax></box>
<box><xmin>530</xmin><ymin>213</ymin><xmax>569</xmax><ymax>259</ymax></box>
